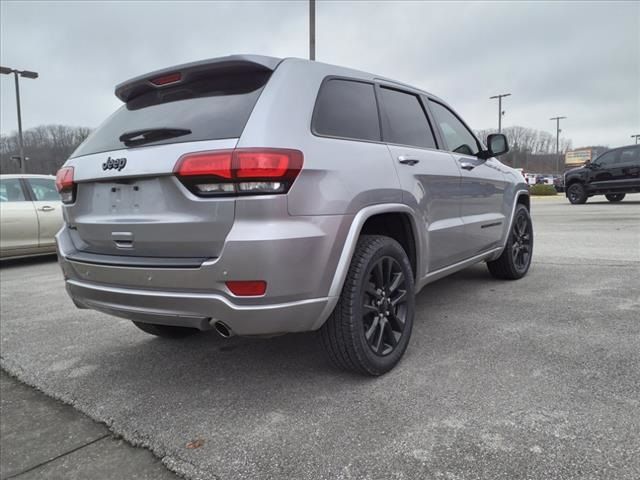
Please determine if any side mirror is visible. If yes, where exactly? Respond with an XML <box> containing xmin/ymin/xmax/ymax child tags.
<box><xmin>478</xmin><ymin>133</ymin><xmax>509</xmax><ymax>159</ymax></box>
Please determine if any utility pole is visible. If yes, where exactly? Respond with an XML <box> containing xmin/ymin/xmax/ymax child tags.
<box><xmin>631</xmin><ymin>134</ymin><xmax>640</xmax><ymax>145</ymax></box>
<box><xmin>489</xmin><ymin>93</ymin><xmax>511</xmax><ymax>133</ymax></box>
<box><xmin>1</xmin><ymin>66</ymin><xmax>39</xmax><ymax>174</ymax></box>
<box><xmin>550</xmin><ymin>116</ymin><xmax>567</xmax><ymax>174</ymax></box>
<box><xmin>309</xmin><ymin>0</ymin><xmax>316</xmax><ymax>61</ymax></box>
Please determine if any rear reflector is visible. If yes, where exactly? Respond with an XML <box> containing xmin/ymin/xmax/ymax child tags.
<box><xmin>55</xmin><ymin>166</ymin><xmax>76</xmax><ymax>203</ymax></box>
<box><xmin>174</xmin><ymin>148</ymin><xmax>303</xmax><ymax>196</ymax></box>
<box><xmin>226</xmin><ymin>281</ymin><xmax>267</xmax><ymax>296</ymax></box>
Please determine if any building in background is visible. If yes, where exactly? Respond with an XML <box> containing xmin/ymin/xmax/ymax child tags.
<box><xmin>565</xmin><ymin>146</ymin><xmax>608</xmax><ymax>168</ymax></box>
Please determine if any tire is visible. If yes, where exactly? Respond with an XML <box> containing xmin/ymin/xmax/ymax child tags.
<box><xmin>567</xmin><ymin>183</ymin><xmax>587</xmax><ymax>204</ymax></box>
<box><xmin>487</xmin><ymin>204</ymin><xmax>533</xmax><ymax>280</ymax></box>
<box><xmin>132</xmin><ymin>321</ymin><xmax>199</xmax><ymax>339</ymax></box>
<box><xmin>605</xmin><ymin>193</ymin><xmax>625</xmax><ymax>202</ymax></box>
<box><xmin>320</xmin><ymin>235</ymin><xmax>415</xmax><ymax>376</ymax></box>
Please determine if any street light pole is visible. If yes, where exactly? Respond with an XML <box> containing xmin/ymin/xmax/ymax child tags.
<box><xmin>309</xmin><ymin>0</ymin><xmax>316</xmax><ymax>61</ymax></box>
<box><xmin>631</xmin><ymin>134</ymin><xmax>640</xmax><ymax>145</ymax></box>
<box><xmin>13</xmin><ymin>72</ymin><xmax>26</xmax><ymax>174</ymax></box>
<box><xmin>1</xmin><ymin>66</ymin><xmax>39</xmax><ymax>174</ymax></box>
<box><xmin>489</xmin><ymin>93</ymin><xmax>511</xmax><ymax>133</ymax></box>
<box><xmin>550</xmin><ymin>116</ymin><xmax>567</xmax><ymax>174</ymax></box>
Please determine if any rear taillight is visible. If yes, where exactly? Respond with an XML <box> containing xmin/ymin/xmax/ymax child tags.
<box><xmin>174</xmin><ymin>148</ymin><xmax>303</xmax><ymax>197</ymax></box>
<box><xmin>55</xmin><ymin>166</ymin><xmax>76</xmax><ymax>204</ymax></box>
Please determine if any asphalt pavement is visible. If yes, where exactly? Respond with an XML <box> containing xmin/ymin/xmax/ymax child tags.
<box><xmin>1</xmin><ymin>195</ymin><xmax>639</xmax><ymax>480</ymax></box>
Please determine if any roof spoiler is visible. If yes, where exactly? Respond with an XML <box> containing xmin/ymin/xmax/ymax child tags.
<box><xmin>114</xmin><ymin>55</ymin><xmax>282</xmax><ymax>103</ymax></box>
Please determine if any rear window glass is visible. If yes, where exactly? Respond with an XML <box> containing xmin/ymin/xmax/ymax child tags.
<box><xmin>71</xmin><ymin>72</ymin><xmax>270</xmax><ymax>158</ymax></box>
<box><xmin>312</xmin><ymin>79</ymin><xmax>381</xmax><ymax>142</ymax></box>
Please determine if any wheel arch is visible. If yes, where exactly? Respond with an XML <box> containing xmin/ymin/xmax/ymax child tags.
<box><xmin>564</xmin><ymin>177</ymin><xmax>585</xmax><ymax>194</ymax></box>
<box><xmin>312</xmin><ymin>203</ymin><xmax>420</xmax><ymax>330</ymax></box>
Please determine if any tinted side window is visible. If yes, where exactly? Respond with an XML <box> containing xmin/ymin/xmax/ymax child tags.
<box><xmin>313</xmin><ymin>79</ymin><xmax>381</xmax><ymax>142</ymax></box>
<box><xmin>429</xmin><ymin>101</ymin><xmax>480</xmax><ymax>155</ymax></box>
<box><xmin>618</xmin><ymin>147</ymin><xmax>639</xmax><ymax>165</ymax></box>
<box><xmin>595</xmin><ymin>150</ymin><xmax>617</xmax><ymax>166</ymax></box>
<box><xmin>27</xmin><ymin>178</ymin><xmax>59</xmax><ymax>201</ymax></box>
<box><xmin>0</xmin><ymin>179</ymin><xmax>27</xmax><ymax>202</ymax></box>
<box><xmin>379</xmin><ymin>87</ymin><xmax>436</xmax><ymax>149</ymax></box>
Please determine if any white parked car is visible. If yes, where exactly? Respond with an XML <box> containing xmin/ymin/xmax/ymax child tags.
<box><xmin>0</xmin><ymin>174</ymin><xmax>63</xmax><ymax>259</ymax></box>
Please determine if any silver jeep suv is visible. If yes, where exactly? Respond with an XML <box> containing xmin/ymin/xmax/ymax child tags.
<box><xmin>56</xmin><ymin>55</ymin><xmax>532</xmax><ymax>375</ymax></box>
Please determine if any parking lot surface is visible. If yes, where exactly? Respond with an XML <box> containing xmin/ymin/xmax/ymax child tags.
<box><xmin>1</xmin><ymin>195</ymin><xmax>639</xmax><ymax>480</ymax></box>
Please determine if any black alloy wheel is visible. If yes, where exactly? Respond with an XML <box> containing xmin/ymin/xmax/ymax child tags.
<box><xmin>605</xmin><ymin>193</ymin><xmax>625</xmax><ymax>202</ymax></box>
<box><xmin>567</xmin><ymin>183</ymin><xmax>587</xmax><ymax>204</ymax></box>
<box><xmin>487</xmin><ymin>204</ymin><xmax>534</xmax><ymax>280</ymax></box>
<box><xmin>362</xmin><ymin>256</ymin><xmax>408</xmax><ymax>356</ymax></box>
<box><xmin>320</xmin><ymin>235</ymin><xmax>415</xmax><ymax>375</ymax></box>
<box><xmin>510</xmin><ymin>210</ymin><xmax>533</xmax><ymax>273</ymax></box>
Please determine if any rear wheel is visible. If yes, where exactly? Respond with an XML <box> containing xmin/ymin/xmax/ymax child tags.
<box><xmin>320</xmin><ymin>235</ymin><xmax>415</xmax><ymax>376</ymax></box>
<box><xmin>487</xmin><ymin>204</ymin><xmax>533</xmax><ymax>280</ymax></box>
<box><xmin>567</xmin><ymin>183</ymin><xmax>587</xmax><ymax>204</ymax></box>
<box><xmin>132</xmin><ymin>321</ymin><xmax>199</xmax><ymax>339</ymax></box>
<box><xmin>605</xmin><ymin>193</ymin><xmax>625</xmax><ymax>202</ymax></box>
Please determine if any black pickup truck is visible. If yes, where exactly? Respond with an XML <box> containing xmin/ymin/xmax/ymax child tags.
<box><xmin>564</xmin><ymin>145</ymin><xmax>640</xmax><ymax>204</ymax></box>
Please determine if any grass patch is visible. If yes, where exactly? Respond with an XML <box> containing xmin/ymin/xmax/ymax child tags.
<box><xmin>529</xmin><ymin>184</ymin><xmax>557</xmax><ymax>196</ymax></box>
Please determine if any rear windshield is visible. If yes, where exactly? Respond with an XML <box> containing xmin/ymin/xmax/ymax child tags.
<box><xmin>71</xmin><ymin>71</ymin><xmax>270</xmax><ymax>158</ymax></box>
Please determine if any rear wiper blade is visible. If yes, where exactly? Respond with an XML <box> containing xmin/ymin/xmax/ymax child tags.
<box><xmin>119</xmin><ymin>127</ymin><xmax>191</xmax><ymax>147</ymax></box>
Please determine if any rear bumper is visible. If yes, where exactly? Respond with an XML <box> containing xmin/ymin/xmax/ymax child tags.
<box><xmin>56</xmin><ymin>202</ymin><xmax>350</xmax><ymax>335</ymax></box>
<box><xmin>65</xmin><ymin>278</ymin><xmax>331</xmax><ymax>335</ymax></box>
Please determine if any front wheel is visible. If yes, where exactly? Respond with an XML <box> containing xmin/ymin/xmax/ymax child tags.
<box><xmin>605</xmin><ymin>193</ymin><xmax>625</xmax><ymax>202</ymax></box>
<box><xmin>567</xmin><ymin>183</ymin><xmax>587</xmax><ymax>204</ymax></box>
<box><xmin>320</xmin><ymin>235</ymin><xmax>415</xmax><ymax>376</ymax></box>
<box><xmin>132</xmin><ymin>321</ymin><xmax>200</xmax><ymax>339</ymax></box>
<box><xmin>487</xmin><ymin>204</ymin><xmax>533</xmax><ymax>280</ymax></box>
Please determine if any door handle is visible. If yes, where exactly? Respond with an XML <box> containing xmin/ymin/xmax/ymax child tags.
<box><xmin>38</xmin><ymin>205</ymin><xmax>55</xmax><ymax>212</ymax></box>
<box><xmin>459</xmin><ymin>162</ymin><xmax>475</xmax><ymax>171</ymax></box>
<box><xmin>398</xmin><ymin>156</ymin><xmax>420</xmax><ymax>166</ymax></box>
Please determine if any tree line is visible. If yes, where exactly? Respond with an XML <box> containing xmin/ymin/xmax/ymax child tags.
<box><xmin>1</xmin><ymin>123</ymin><xmax>603</xmax><ymax>176</ymax></box>
<box><xmin>475</xmin><ymin>125</ymin><xmax>578</xmax><ymax>173</ymax></box>
<box><xmin>0</xmin><ymin>125</ymin><xmax>91</xmax><ymax>175</ymax></box>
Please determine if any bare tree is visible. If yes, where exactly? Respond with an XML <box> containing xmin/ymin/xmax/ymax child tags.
<box><xmin>0</xmin><ymin>125</ymin><xmax>91</xmax><ymax>174</ymax></box>
<box><xmin>474</xmin><ymin>125</ymin><xmax>575</xmax><ymax>173</ymax></box>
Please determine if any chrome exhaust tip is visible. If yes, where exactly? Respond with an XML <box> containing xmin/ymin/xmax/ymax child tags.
<box><xmin>213</xmin><ymin>321</ymin><xmax>233</xmax><ymax>338</ymax></box>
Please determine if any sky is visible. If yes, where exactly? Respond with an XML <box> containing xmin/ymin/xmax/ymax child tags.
<box><xmin>1</xmin><ymin>0</ymin><xmax>638</xmax><ymax>149</ymax></box>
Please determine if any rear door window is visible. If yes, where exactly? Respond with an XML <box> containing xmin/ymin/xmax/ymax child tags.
<box><xmin>379</xmin><ymin>87</ymin><xmax>436</xmax><ymax>149</ymax></box>
<box><xmin>429</xmin><ymin>100</ymin><xmax>480</xmax><ymax>156</ymax></box>
<box><xmin>71</xmin><ymin>71</ymin><xmax>271</xmax><ymax>158</ymax></box>
<box><xmin>312</xmin><ymin>79</ymin><xmax>381</xmax><ymax>142</ymax></box>
<box><xmin>617</xmin><ymin>147</ymin><xmax>639</xmax><ymax>165</ymax></box>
